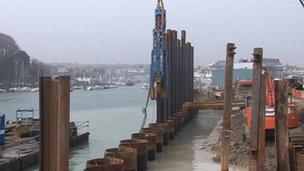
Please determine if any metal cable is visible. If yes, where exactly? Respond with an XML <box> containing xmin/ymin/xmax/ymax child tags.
<box><xmin>300</xmin><ymin>0</ymin><xmax>304</xmax><ymax>7</ymax></box>
<box><xmin>140</xmin><ymin>85</ymin><xmax>151</xmax><ymax>130</ymax></box>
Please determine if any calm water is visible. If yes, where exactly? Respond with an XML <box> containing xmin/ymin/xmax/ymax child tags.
<box><xmin>0</xmin><ymin>86</ymin><xmax>245</xmax><ymax>171</ymax></box>
<box><xmin>1</xmin><ymin>86</ymin><xmax>156</xmax><ymax>170</ymax></box>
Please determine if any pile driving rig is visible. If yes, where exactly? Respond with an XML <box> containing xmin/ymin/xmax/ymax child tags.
<box><xmin>150</xmin><ymin>0</ymin><xmax>167</xmax><ymax>122</ymax></box>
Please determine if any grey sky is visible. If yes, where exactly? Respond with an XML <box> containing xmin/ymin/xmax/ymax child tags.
<box><xmin>0</xmin><ymin>0</ymin><xmax>303</xmax><ymax>66</ymax></box>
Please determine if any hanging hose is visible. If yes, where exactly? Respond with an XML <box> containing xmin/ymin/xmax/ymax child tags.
<box><xmin>140</xmin><ymin>85</ymin><xmax>152</xmax><ymax>130</ymax></box>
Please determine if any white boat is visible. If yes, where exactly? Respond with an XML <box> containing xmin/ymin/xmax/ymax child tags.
<box><xmin>0</xmin><ymin>89</ymin><xmax>6</xmax><ymax>93</ymax></box>
<box><xmin>141</xmin><ymin>83</ymin><xmax>149</xmax><ymax>90</ymax></box>
<box><xmin>109</xmin><ymin>84</ymin><xmax>118</xmax><ymax>89</ymax></box>
<box><xmin>16</xmin><ymin>87</ymin><xmax>32</xmax><ymax>92</ymax></box>
<box><xmin>86</xmin><ymin>86</ymin><xmax>93</xmax><ymax>91</ymax></box>
<box><xmin>72</xmin><ymin>86</ymin><xmax>83</xmax><ymax>91</ymax></box>
<box><xmin>31</xmin><ymin>87</ymin><xmax>39</xmax><ymax>92</ymax></box>
<box><xmin>93</xmin><ymin>85</ymin><xmax>104</xmax><ymax>90</ymax></box>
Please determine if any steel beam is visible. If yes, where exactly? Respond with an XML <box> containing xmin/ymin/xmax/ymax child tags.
<box><xmin>165</xmin><ymin>30</ymin><xmax>172</xmax><ymax>120</ymax></box>
<box><xmin>249</xmin><ymin>48</ymin><xmax>264</xmax><ymax>171</ymax></box>
<box><xmin>257</xmin><ymin>69</ymin><xmax>266</xmax><ymax>170</ymax></box>
<box><xmin>181</xmin><ymin>31</ymin><xmax>186</xmax><ymax>107</ymax></box>
<box><xmin>40</xmin><ymin>76</ymin><xmax>70</xmax><ymax>171</ymax></box>
<box><xmin>172</xmin><ymin>30</ymin><xmax>178</xmax><ymax>114</ymax></box>
<box><xmin>221</xmin><ymin>43</ymin><xmax>235</xmax><ymax>171</ymax></box>
<box><xmin>275</xmin><ymin>79</ymin><xmax>290</xmax><ymax>171</ymax></box>
<box><xmin>177</xmin><ymin>39</ymin><xmax>182</xmax><ymax>111</ymax></box>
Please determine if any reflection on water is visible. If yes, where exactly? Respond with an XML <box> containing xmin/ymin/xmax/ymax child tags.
<box><xmin>148</xmin><ymin>110</ymin><xmax>222</xmax><ymax>171</ymax></box>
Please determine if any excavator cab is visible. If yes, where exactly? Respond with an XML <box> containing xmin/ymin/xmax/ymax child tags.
<box><xmin>245</xmin><ymin>74</ymin><xmax>299</xmax><ymax>130</ymax></box>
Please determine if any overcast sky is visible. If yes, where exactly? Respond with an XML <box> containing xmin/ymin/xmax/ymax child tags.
<box><xmin>0</xmin><ymin>0</ymin><xmax>303</xmax><ymax>66</ymax></box>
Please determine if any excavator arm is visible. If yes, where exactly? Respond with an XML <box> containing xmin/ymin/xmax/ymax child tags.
<box><xmin>265</xmin><ymin>74</ymin><xmax>275</xmax><ymax>108</ymax></box>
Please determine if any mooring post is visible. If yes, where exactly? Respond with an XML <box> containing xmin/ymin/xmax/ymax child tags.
<box><xmin>275</xmin><ymin>79</ymin><xmax>290</xmax><ymax>171</ymax></box>
<box><xmin>249</xmin><ymin>48</ymin><xmax>264</xmax><ymax>171</ymax></box>
<box><xmin>221</xmin><ymin>43</ymin><xmax>236</xmax><ymax>171</ymax></box>
<box><xmin>40</xmin><ymin>76</ymin><xmax>70</xmax><ymax>171</ymax></box>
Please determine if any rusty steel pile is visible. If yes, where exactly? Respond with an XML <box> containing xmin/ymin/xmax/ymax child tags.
<box><xmin>83</xmin><ymin>29</ymin><xmax>197</xmax><ymax>171</ymax></box>
<box><xmin>84</xmin><ymin>109</ymin><xmax>196</xmax><ymax>171</ymax></box>
<box><xmin>219</xmin><ymin>43</ymin><xmax>304</xmax><ymax>171</ymax></box>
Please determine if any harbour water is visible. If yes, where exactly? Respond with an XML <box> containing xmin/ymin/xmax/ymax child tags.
<box><xmin>0</xmin><ymin>86</ymin><xmax>244</xmax><ymax>171</ymax></box>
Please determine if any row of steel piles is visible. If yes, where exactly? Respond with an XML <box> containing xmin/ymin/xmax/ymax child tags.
<box><xmin>84</xmin><ymin>27</ymin><xmax>197</xmax><ymax>170</ymax></box>
<box><xmin>84</xmin><ymin>109</ymin><xmax>196</xmax><ymax>171</ymax></box>
<box><xmin>39</xmin><ymin>76</ymin><xmax>70</xmax><ymax>171</ymax></box>
<box><xmin>162</xmin><ymin>29</ymin><xmax>195</xmax><ymax>122</ymax></box>
<box><xmin>38</xmin><ymin>76</ymin><xmax>196</xmax><ymax>171</ymax></box>
<box><xmin>220</xmin><ymin>44</ymin><xmax>303</xmax><ymax>171</ymax></box>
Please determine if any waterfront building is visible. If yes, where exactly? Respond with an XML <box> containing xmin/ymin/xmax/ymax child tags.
<box><xmin>211</xmin><ymin>58</ymin><xmax>283</xmax><ymax>87</ymax></box>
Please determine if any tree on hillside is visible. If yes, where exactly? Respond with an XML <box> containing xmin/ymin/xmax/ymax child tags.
<box><xmin>0</xmin><ymin>32</ymin><xmax>51</xmax><ymax>85</ymax></box>
<box><xmin>0</xmin><ymin>33</ymin><xmax>19</xmax><ymax>57</ymax></box>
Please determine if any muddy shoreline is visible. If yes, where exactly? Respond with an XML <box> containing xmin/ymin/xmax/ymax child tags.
<box><xmin>201</xmin><ymin>99</ymin><xmax>304</xmax><ymax>170</ymax></box>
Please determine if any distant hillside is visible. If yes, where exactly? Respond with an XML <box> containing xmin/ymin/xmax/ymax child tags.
<box><xmin>0</xmin><ymin>32</ymin><xmax>51</xmax><ymax>86</ymax></box>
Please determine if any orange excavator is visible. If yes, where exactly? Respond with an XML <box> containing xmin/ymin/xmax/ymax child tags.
<box><xmin>246</xmin><ymin>74</ymin><xmax>299</xmax><ymax>130</ymax></box>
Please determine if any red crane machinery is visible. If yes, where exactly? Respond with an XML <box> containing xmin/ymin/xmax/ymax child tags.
<box><xmin>246</xmin><ymin>74</ymin><xmax>299</xmax><ymax>130</ymax></box>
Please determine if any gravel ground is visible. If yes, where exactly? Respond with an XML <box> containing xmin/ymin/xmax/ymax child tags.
<box><xmin>202</xmin><ymin>99</ymin><xmax>304</xmax><ymax>170</ymax></box>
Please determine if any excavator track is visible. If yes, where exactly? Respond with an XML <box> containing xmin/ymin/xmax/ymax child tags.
<box><xmin>290</xmin><ymin>125</ymin><xmax>304</xmax><ymax>149</ymax></box>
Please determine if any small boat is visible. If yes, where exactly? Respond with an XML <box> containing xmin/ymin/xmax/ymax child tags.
<box><xmin>17</xmin><ymin>87</ymin><xmax>32</xmax><ymax>92</ymax></box>
<box><xmin>0</xmin><ymin>89</ymin><xmax>6</xmax><ymax>93</ymax></box>
<box><xmin>141</xmin><ymin>83</ymin><xmax>149</xmax><ymax>90</ymax></box>
<box><xmin>109</xmin><ymin>84</ymin><xmax>118</xmax><ymax>89</ymax></box>
<box><xmin>72</xmin><ymin>86</ymin><xmax>83</xmax><ymax>91</ymax></box>
<box><xmin>93</xmin><ymin>85</ymin><xmax>104</xmax><ymax>90</ymax></box>
<box><xmin>86</xmin><ymin>86</ymin><xmax>93</xmax><ymax>91</ymax></box>
<box><xmin>8</xmin><ymin>87</ymin><xmax>32</xmax><ymax>93</ymax></box>
<box><xmin>4</xmin><ymin>108</ymin><xmax>90</xmax><ymax>144</ymax></box>
<box><xmin>31</xmin><ymin>87</ymin><xmax>39</xmax><ymax>92</ymax></box>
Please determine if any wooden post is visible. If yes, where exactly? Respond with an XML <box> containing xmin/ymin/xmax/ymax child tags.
<box><xmin>249</xmin><ymin>48</ymin><xmax>264</xmax><ymax>171</ymax></box>
<box><xmin>40</xmin><ymin>76</ymin><xmax>70</xmax><ymax>171</ymax></box>
<box><xmin>221</xmin><ymin>43</ymin><xmax>236</xmax><ymax>171</ymax></box>
<box><xmin>275</xmin><ymin>79</ymin><xmax>290</xmax><ymax>171</ymax></box>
